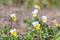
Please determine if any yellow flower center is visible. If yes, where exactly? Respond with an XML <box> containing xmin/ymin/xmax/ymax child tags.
<box><xmin>12</xmin><ymin>16</ymin><xmax>17</xmax><ymax>21</ymax></box>
<box><xmin>34</xmin><ymin>24</ymin><xmax>40</xmax><ymax>30</ymax></box>
<box><xmin>42</xmin><ymin>19</ymin><xmax>47</xmax><ymax>23</ymax></box>
<box><xmin>11</xmin><ymin>31</ymin><xmax>17</xmax><ymax>37</ymax></box>
<box><xmin>33</xmin><ymin>13</ymin><xmax>37</xmax><ymax>17</ymax></box>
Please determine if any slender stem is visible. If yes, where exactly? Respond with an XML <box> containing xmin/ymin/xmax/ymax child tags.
<box><xmin>11</xmin><ymin>18</ymin><xmax>13</xmax><ymax>28</ymax></box>
<box><xmin>39</xmin><ymin>28</ymin><xmax>42</xmax><ymax>40</ymax></box>
<box><xmin>16</xmin><ymin>20</ymin><xmax>19</xmax><ymax>26</ymax></box>
<box><xmin>22</xmin><ymin>35</ymin><xmax>23</xmax><ymax>40</ymax></box>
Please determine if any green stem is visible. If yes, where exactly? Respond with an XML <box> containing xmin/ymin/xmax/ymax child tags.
<box><xmin>22</xmin><ymin>35</ymin><xmax>24</xmax><ymax>40</ymax></box>
<box><xmin>11</xmin><ymin>18</ymin><xmax>13</xmax><ymax>28</ymax></box>
<box><xmin>39</xmin><ymin>28</ymin><xmax>42</xmax><ymax>40</ymax></box>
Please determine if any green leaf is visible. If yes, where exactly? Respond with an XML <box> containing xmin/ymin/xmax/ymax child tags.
<box><xmin>23</xmin><ymin>18</ymin><xmax>29</xmax><ymax>23</ymax></box>
<box><xmin>17</xmin><ymin>35</ymin><xmax>22</xmax><ymax>40</ymax></box>
<box><xmin>34</xmin><ymin>16</ymin><xmax>40</xmax><ymax>21</ymax></box>
<box><xmin>3</xmin><ymin>37</ymin><xmax>7</xmax><ymax>40</ymax></box>
<box><xmin>0</xmin><ymin>38</ymin><xmax>3</xmax><ymax>40</ymax></box>
<box><xmin>6</xmin><ymin>37</ymin><xmax>10</xmax><ymax>40</ymax></box>
<box><xmin>10</xmin><ymin>36</ymin><xmax>13</xmax><ymax>40</ymax></box>
<box><xmin>56</xmin><ymin>37</ymin><xmax>60</xmax><ymax>40</ymax></box>
<box><xmin>4</xmin><ymin>25</ymin><xmax>9</xmax><ymax>34</ymax></box>
<box><xmin>53</xmin><ymin>32</ymin><xmax>60</xmax><ymax>40</ymax></box>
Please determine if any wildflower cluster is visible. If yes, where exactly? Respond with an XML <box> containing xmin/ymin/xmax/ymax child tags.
<box><xmin>23</xmin><ymin>5</ymin><xmax>60</xmax><ymax>40</ymax></box>
<box><xmin>0</xmin><ymin>5</ymin><xmax>60</xmax><ymax>40</ymax></box>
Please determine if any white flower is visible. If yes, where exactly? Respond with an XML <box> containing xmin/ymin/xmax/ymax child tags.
<box><xmin>42</xmin><ymin>16</ymin><xmax>47</xmax><ymax>20</ymax></box>
<box><xmin>10</xmin><ymin>29</ymin><xmax>13</xmax><ymax>34</ymax></box>
<box><xmin>10</xmin><ymin>28</ymin><xmax>16</xmax><ymax>34</ymax></box>
<box><xmin>32</xmin><ymin>21</ymin><xmax>40</xmax><ymax>30</ymax></box>
<box><xmin>32</xmin><ymin>9</ymin><xmax>38</xmax><ymax>14</ymax></box>
<box><xmin>13</xmin><ymin>28</ymin><xmax>16</xmax><ymax>31</ymax></box>
<box><xmin>34</xmin><ymin>5</ymin><xmax>41</xmax><ymax>10</ymax></box>
<box><xmin>10</xmin><ymin>13</ymin><xmax>17</xmax><ymax>21</ymax></box>
<box><xmin>34</xmin><ymin>5</ymin><xmax>38</xmax><ymax>8</ymax></box>
<box><xmin>32</xmin><ymin>9</ymin><xmax>38</xmax><ymax>17</ymax></box>
<box><xmin>10</xmin><ymin>13</ymin><xmax>16</xmax><ymax>18</ymax></box>
<box><xmin>10</xmin><ymin>28</ymin><xmax>17</xmax><ymax>36</ymax></box>
<box><xmin>32</xmin><ymin>21</ymin><xmax>39</xmax><ymax>26</ymax></box>
<box><xmin>42</xmin><ymin>16</ymin><xmax>47</xmax><ymax>23</ymax></box>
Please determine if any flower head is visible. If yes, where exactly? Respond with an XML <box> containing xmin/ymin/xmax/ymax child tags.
<box><xmin>34</xmin><ymin>5</ymin><xmax>41</xmax><ymax>10</ymax></box>
<box><xmin>10</xmin><ymin>28</ymin><xmax>17</xmax><ymax>37</ymax></box>
<box><xmin>10</xmin><ymin>13</ymin><xmax>17</xmax><ymax>21</ymax></box>
<box><xmin>32</xmin><ymin>21</ymin><xmax>39</xmax><ymax>26</ymax></box>
<box><xmin>42</xmin><ymin>16</ymin><xmax>47</xmax><ymax>23</ymax></box>
<box><xmin>32</xmin><ymin>21</ymin><xmax>40</xmax><ymax>30</ymax></box>
<box><xmin>53</xmin><ymin>20</ymin><xmax>58</xmax><ymax>26</ymax></box>
<box><xmin>32</xmin><ymin>9</ymin><xmax>38</xmax><ymax>17</ymax></box>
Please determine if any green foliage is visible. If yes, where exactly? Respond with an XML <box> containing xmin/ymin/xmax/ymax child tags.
<box><xmin>27</xmin><ymin>0</ymin><xmax>35</xmax><ymax>8</ymax></box>
<box><xmin>53</xmin><ymin>32</ymin><xmax>60</xmax><ymax>40</ymax></box>
<box><xmin>0</xmin><ymin>35</ymin><xmax>22</xmax><ymax>40</ymax></box>
<box><xmin>23</xmin><ymin>18</ymin><xmax>33</xmax><ymax>26</ymax></box>
<box><xmin>23</xmin><ymin>30</ymin><xmax>39</xmax><ymax>40</ymax></box>
<box><xmin>0</xmin><ymin>38</ymin><xmax>3</xmax><ymax>40</ymax></box>
<box><xmin>23</xmin><ymin>12</ymin><xmax>60</xmax><ymax>40</ymax></box>
<box><xmin>2</xmin><ymin>2</ymin><xmax>7</xmax><ymax>6</ymax></box>
<box><xmin>0</xmin><ymin>0</ymin><xmax>59</xmax><ymax>8</ymax></box>
<box><xmin>3</xmin><ymin>25</ymin><xmax>9</xmax><ymax>34</ymax></box>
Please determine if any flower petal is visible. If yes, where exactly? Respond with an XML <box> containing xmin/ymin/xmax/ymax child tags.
<box><xmin>10</xmin><ymin>13</ymin><xmax>16</xmax><ymax>17</ymax></box>
<box><xmin>32</xmin><ymin>21</ymin><xmax>39</xmax><ymax>26</ymax></box>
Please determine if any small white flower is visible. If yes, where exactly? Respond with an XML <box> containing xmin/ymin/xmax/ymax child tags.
<box><xmin>34</xmin><ymin>5</ymin><xmax>41</xmax><ymax>10</ymax></box>
<box><xmin>32</xmin><ymin>21</ymin><xmax>40</xmax><ymax>30</ymax></box>
<box><xmin>10</xmin><ymin>29</ymin><xmax>13</xmax><ymax>33</ymax></box>
<box><xmin>32</xmin><ymin>21</ymin><xmax>39</xmax><ymax>26</ymax></box>
<box><xmin>10</xmin><ymin>13</ymin><xmax>16</xmax><ymax>18</ymax></box>
<box><xmin>42</xmin><ymin>16</ymin><xmax>47</xmax><ymax>20</ymax></box>
<box><xmin>13</xmin><ymin>28</ymin><xmax>16</xmax><ymax>31</ymax></box>
<box><xmin>34</xmin><ymin>5</ymin><xmax>38</xmax><ymax>9</ymax></box>
<box><xmin>32</xmin><ymin>9</ymin><xmax>38</xmax><ymax>14</ymax></box>
<box><xmin>10</xmin><ymin>28</ymin><xmax>16</xmax><ymax>34</ymax></box>
<box><xmin>32</xmin><ymin>9</ymin><xmax>38</xmax><ymax>17</ymax></box>
<box><xmin>10</xmin><ymin>13</ymin><xmax>17</xmax><ymax>21</ymax></box>
<box><xmin>41</xmin><ymin>16</ymin><xmax>47</xmax><ymax>23</ymax></box>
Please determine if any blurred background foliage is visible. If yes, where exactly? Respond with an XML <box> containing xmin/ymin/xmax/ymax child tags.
<box><xmin>0</xmin><ymin>0</ymin><xmax>60</xmax><ymax>8</ymax></box>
